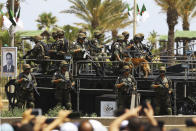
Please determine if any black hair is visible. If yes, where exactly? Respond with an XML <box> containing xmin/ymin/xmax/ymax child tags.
<box><xmin>6</xmin><ymin>52</ymin><xmax>12</xmax><ymax>59</ymax></box>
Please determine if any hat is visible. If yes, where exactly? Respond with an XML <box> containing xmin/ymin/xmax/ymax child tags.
<box><xmin>60</xmin><ymin>61</ymin><xmax>68</xmax><ymax>67</ymax></box>
<box><xmin>159</xmin><ymin>66</ymin><xmax>166</xmax><ymax>71</ymax></box>
<box><xmin>60</xmin><ymin>122</ymin><xmax>78</xmax><ymax>131</ymax></box>
<box><xmin>94</xmin><ymin>30</ymin><xmax>101</xmax><ymax>36</ymax></box>
<box><xmin>33</xmin><ymin>35</ymin><xmax>42</xmax><ymax>41</ymax></box>
<box><xmin>117</xmin><ymin>35</ymin><xmax>124</xmax><ymax>41</ymax></box>
<box><xmin>88</xmin><ymin>120</ymin><xmax>107</xmax><ymax>131</ymax></box>
<box><xmin>23</xmin><ymin>64</ymin><xmax>31</xmax><ymax>70</ymax></box>
<box><xmin>79</xmin><ymin>29</ymin><xmax>86</xmax><ymax>34</ymax></box>
<box><xmin>122</xmin><ymin>31</ymin><xmax>129</xmax><ymax>36</ymax></box>
<box><xmin>78</xmin><ymin>33</ymin><xmax>86</xmax><ymax>39</ymax></box>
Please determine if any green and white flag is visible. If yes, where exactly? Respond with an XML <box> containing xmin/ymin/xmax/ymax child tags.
<box><xmin>140</xmin><ymin>4</ymin><xmax>149</xmax><ymax>22</ymax></box>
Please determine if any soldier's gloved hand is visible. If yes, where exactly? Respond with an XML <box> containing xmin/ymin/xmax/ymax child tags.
<box><xmin>81</xmin><ymin>48</ymin><xmax>85</xmax><ymax>52</ymax></box>
<box><xmin>123</xmin><ymin>82</ymin><xmax>128</xmax><ymax>86</ymax></box>
<box><xmin>23</xmin><ymin>78</ymin><xmax>28</xmax><ymax>82</ymax></box>
<box><xmin>58</xmin><ymin>79</ymin><xmax>65</xmax><ymax>83</ymax></box>
<box><xmin>159</xmin><ymin>84</ymin><xmax>163</xmax><ymax>88</ymax></box>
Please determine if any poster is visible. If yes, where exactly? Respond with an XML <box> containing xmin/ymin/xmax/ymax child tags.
<box><xmin>1</xmin><ymin>47</ymin><xmax>17</xmax><ymax>77</ymax></box>
<box><xmin>100</xmin><ymin>101</ymin><xmax>117</xmax><ymax>117</ymax></box>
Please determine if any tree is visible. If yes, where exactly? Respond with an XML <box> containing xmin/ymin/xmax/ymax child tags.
<box><xmin>148</xmin><ymin>30</ymin><xmax>158</xmax><ymax>49</ymax></box>
<box><xmin>36</xmin><ymin>12</ymin><xmax>57</xmax><ymax>30</ymax></box>
<box><xmin>62</xmin><ymin>25</ymin><xmax>79</xmax><ymax>43</ymax></box>
<box><xmin>62</xmin><ymin>0</ymin><xmax>131</xmax><ymax>38</ymax></box>
<box><xmin>155</xmin><ymin>0</ymin><xmax>182</xmax><ymax>63</ymax></box>
<box><xmin>177</xmin><ymin>0</ymin><xmax>196</xmax><ymax>55</ymax></box>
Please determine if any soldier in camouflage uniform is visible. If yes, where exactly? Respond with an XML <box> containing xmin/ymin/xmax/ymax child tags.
<box><xmin>151</xmin><ymin>66</ymin><xmax>172</xmax><ymax>115</ymax></box>
<box><xmin>51</xmin><ymin>61</ymin><xmax>75</xmax><ymax>109</ymax></box>
<box><xmin>115</xmin><ymin>65</ymin><xmax>137</xmax><ymax>111</ymax></box>
<box><xmin>130</xmin><ymin>33</ymin><xmax>152</xmax><ymax>61</ymax></box>
<box><xmin>15</xmin><ymin>64</ymin><xmax>37</xmax><ymax>109</ymax></box>
<box><xmin>122</xmin><ymin>31</ymin><xmax>130</xmax><ymax>47</ymax></box>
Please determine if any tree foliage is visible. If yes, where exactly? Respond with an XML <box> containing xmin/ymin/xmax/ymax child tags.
<box><xmin>36</xmin><ymin>12</ymin><xmax>57</xmax><ymax>30</ymax></box>
<box><xmin>62</xmin><ymin>0</ymin><xmax>131</xmax><ymax>37</ymax></box>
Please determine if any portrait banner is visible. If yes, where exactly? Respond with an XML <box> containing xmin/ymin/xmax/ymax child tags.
<box><xmin>1</xmin><ymin>47</ymin><xmax>17</xmax><ymax>77</ymax></box>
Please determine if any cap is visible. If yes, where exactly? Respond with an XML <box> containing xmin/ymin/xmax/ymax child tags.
<box><xmin>79</xmin><ymin>28</ymin><xmax>86</xmax><ymax>34</ymax></box>
<box><xmin>23</xmin><ymin>64</ymin><xmax>31</xmax><ymax>70</ymax></box>
<box><xmin>117</xmin><ymin>35</ymin><xmax>124</xmax><ymax>41</ymax></box>
<box><xmin>78</xmin><ymin>33</ymin><xmax>86</xmax><ymax>39</ymax></box>
<box><xmin>94</xmin><ymin>30</ymin><xmax>101</xmax><ymax>36</ymax></box>
<box><xmin>122</xmin><ymin>31</ymin><xmax>129</xmax><ymax>36</ymax></box>
<box><xmin>89</xmin><ymin>120</ymin><xmax>107</xmax><ymax>131</ymax></box>
<box><xmin>33</xmin><ymin>35</ymin><xmax>42</xmax><ymax>41</ymax></box>
<box><xmin>159</xmin><ymin>66</ymin><xmax>166</xmax><ymax>71</ymax></box>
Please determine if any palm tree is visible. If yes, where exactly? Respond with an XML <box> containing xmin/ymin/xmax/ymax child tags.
<box><xmin>63</xmin><ymin>25</ymin><xmax>79</xmax><ymax>43</ymax></box>
<box><xmin>177</xmin><ymin>0</ymin><xmax>196</xmax><ymax>55</ymax></box>
<box><xmin>36</xmin><ymin>12</ymin><xmax>57</xmax><ymax>30</ymax></box>
<box><xmin>155</xmin><ymin>0</ymin><xmax>181</xmax><ymax>62</ymax></box>
<box><xmin>62</xmin><ymin>0</ymin><xmax>131</xmax><ymax>39</ymax></box>
<box><xmin>148</xmin><ymin>30</ymin><xmax>158</xmax><ymax>49</ymax></box>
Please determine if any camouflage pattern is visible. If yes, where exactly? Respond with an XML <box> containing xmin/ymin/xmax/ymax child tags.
<box><xmin>115</xmin><ymin>72</ymin><xmax>137</xmax><ymax>111</ymax></box>
<box><xmin>15</xmin><ymin>72</ymin><xmax>37</xmax><ymax>109</ymax></box>
<box><xmin>152</xmin><ymin>75</ymin><xmax>172</xmax><ymax>115</ymax></box>
<box><xmin>52</xmin><ymin>70</ymin><xmax>73</xmax><ymax>109</ymax></box>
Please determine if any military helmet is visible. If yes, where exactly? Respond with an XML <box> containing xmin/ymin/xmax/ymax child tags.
<box><xmin>122</xmin><ymin>31</ymin><xmax>129</xmax><ymax>36</ymax></box>
<box><xmin>56</xmin><ymin>28</ymin><xmax>64</xmax><ymax>36</ymax></box>
<box><xmin>134</xmin><ymin>33</ymin><xmax>141</xmax><ymax>38</ymax></box>
<box><xmin>78</xmin><ymin>33</ymin><xmax>86</xmax><ymax>39</ymax></box>
<box><xmin>23</xmin><ymin>64</ymin><xmax>31</xmax><ymax>71</ymax></box>
<box><xmin>33</xmin><ymin>35</ymin><xmax>42</xmax><ymax>41</ymax></box>
<box><xmin>60</xmin><ymin>61</ymin><xmax>68</xmax><ymax>68</ymax></box>
<box><xmin>117</xmin><ymin>35</ymin><xmax>125</xmax><ymax>41</ymax></box>
<box><xmin>122</xmin><ymin>65</ymin><xmax>130</xmax><ymax>73</ymax></box>
<box><xmin>159</xmin><ymin>66</ymin><xmax>166</xmax><ymax>71</ymax></box>
<box><xmin>79</xmin><ymin>29</ymin><xmax>86</xmax><ymax>34</ymax></box>
<box><xmin>94</xmin><ymin>30</ymin><xmax>101</xmax><ymax>36</ymax></box>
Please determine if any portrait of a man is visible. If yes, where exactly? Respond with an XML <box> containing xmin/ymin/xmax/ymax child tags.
<box><xmin>3</xmin><ymin>52</ymin><xmax>15</xmax><ymax>72</ymax></box>
<box><xmin>1</xmin><ymin>47</ymin><xmax>17</xmax><ymax>77</ymax></box>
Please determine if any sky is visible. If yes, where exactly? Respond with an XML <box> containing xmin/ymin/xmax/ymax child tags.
<box><xmin>1</xmin><ymin>0</ymin><xmax>196</xmax><ymax>39</ymax></box>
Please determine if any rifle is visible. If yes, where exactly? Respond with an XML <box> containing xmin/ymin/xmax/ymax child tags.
<box><xmin>58</xmin><ymin>73</ymin><xmax>72</xmax><ymax>90</ymax></box>
<box><xmin>26</xmin><ymin>79</ymin><xmax>40</xmax><ymax>96</ymax></box>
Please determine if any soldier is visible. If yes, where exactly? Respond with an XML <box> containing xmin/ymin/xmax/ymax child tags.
<box><xmin>51</xmin><ymin>61</ymin><xmax>75</xmax><ymax>109</ymax></box>
<box><xmin>130</xmin><ymin>33</ymin><xmax>152</xmax><ymax>61</ymax></box>
<box><xmin>15</xmin><ymin>64</ymin><xmax>37</xmax><ymax>109</ymax></box>
<box><xmin>151</xmin><ymin>66</ymin><xmax>172</xmax><ymax>115</ymax></box>
<box><xmin>115</xmin><ymin>65</ymin><xmax>137</xmax><ymax>111</ymax></box>
<box><xmin>56</xmin><ymin>28</ymin><xmax>69</xmax><ymax>57</ymax></box>
<box><xmin>71</xmin><ymin>33</ymin><xmax>89</xmax><ymax>60</ymax></box>
<box><xmin>122</xmin><ymin>31</ymin><xmax>130</xmax><ymax>46</ymax></box>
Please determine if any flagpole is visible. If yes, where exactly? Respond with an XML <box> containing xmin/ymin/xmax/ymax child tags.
<box><xmin>133</xmin><ymin>0</ymin><xmax>137</xmax><ymax>38</ymax></box>
<box><xmin>11</xmin><ymin>0</ymin><xmax>15</xmax><ymax>47</ymax></box>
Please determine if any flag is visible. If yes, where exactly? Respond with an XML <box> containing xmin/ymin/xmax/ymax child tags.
<box><xmin>137</xmin><ymin>4</ymin><xmax>140</xmax><ymax>15</ymax></box>
<box><xmin>2</xmin><ymin>16</ymin><xmax>12</xmax><ymax>30</ymax></box>
<box><xmin>8</xmin><ymin>9</ymin><xmax>16</xmax><ymax>26</ymax></box>
<box><xmin>13</xmin><ymin>19</ymin><xmax>24</xmax><ymax>33</ymax></box>
<box><xmin>140</xmin><ymin>4</ymin><xmax>149</xmax><ymax>22</ymax></box>
<box><xmin>140</xmin><ymin>4</ymin><xmax>146</xmax><ymax>16</ymax></box>
<box><xmin>16</xmin><ymin>8</ymin><xmax>20</xmax><ymax>22</ymax></box>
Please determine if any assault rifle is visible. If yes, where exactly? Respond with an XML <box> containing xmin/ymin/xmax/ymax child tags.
<box><xmin>26</xmin><ymin>79</ymin><xmax>40</xmax><ymax>96</ymax></box>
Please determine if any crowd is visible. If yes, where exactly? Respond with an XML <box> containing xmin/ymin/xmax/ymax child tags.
<box><xmin>1</xmin><ymin>96</ymin><xmax>196</xmax><ymax>131</ymax></box>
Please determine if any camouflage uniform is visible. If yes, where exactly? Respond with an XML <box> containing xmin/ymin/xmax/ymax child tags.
<box><xmin>15</xmin><ymin>64</ymin><xmax>37</xmax><ymax>109</ymax></box>
<box><xmin>115</xmin><ymin>66</ymin><xmax>137</xmax><ymax>111</ymax></box>
<box><xmin>52</xmin><ymin>61</ymin><xmax>74</xmax><ymax>109</ymax></box>
<box><xmin>122</xmin><ymin>31</ymin><xmax>130</xmax><ymax>47</ymax></box>
<box><xmin>151</xmin><ymin>66</ymin><xmax>172</xmax><ymax>115</ymax></box>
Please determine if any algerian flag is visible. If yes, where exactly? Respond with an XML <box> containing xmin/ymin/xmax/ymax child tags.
<box><xmin>13</xmin><ymin>19</ymin><xmax>24</xmax><ymax>33</ymax></box>
<box><xmin>127</xmin><ymin>4</ymin><xmax>133</xmax><ymax>20</ymax></box>
<box><xmin>137</xmin><ymin>4</ymin><xmax>140</xmax><ymax>15</ymax></box>
<box><xmin>2</xmin><ymin>15</ymin><xmax>12</xmax><ymax>30</ymax></box>
<box><xmin>8</xmin><ymin>9</ymin><xmax>16</xmax><ymax>26</ymax></box>
<box><xmin>140</xmin><ymin>4</ymin><xmax>149</xmax><ymax>22</ymax></box>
